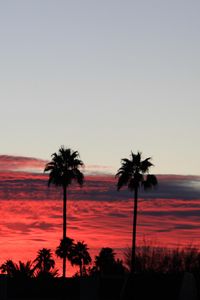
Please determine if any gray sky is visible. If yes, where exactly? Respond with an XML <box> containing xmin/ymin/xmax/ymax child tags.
<box><xmin>0</xmin><ymin>0</ymin><xmax>200</xmax><ymax>174</ymax></box>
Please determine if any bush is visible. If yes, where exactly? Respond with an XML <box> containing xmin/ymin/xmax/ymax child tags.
<box><xmin>124</xmin><ymin>244</ymin><xmax>200</xmax><ymax>273</ymax></box>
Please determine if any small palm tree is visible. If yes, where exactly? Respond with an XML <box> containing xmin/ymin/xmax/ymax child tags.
<box><xmin>70</xmin><ymin>241</ymin><xmax>91</xmax><ymax>277</ymax></box>
<box><xmin>0</xmin><ymin>260</ymin><xmax>35</xmax><ymax>278</ymax></box>
<box><xmin>55</xmin><ymin>237</ymin><xmax>74</xmax><ymax>276</ymax></box>
<box><xmin>44</xmin><ymin>146</ymin><xmax>84</xmax><ymax>277</ymax></box>
<box><xmin>116</xmin><ymin>151</ymin><xmax>157</xmax><ymax>273</ymax></box>
<box><xmin>34</xmin><ymin>248</ymin><xmax>55</xmax><ymax>274</ymax></box>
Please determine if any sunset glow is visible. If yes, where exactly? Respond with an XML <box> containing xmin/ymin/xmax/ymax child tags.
<box><xmin>1</xmin><ymin>155</ymin><xmax>200</xmax><ymax>275</ymax></box>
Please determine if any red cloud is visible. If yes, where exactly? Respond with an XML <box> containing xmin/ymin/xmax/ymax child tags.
<box><xmin>0</xmin><ymin>154</ymin><xmax>114</xmax><ymax>176</ymax></box>
<box><xmin>0</xmin><ymin>159</ymin><xmax>200</xmax><ymax>276</ymax></box>
<box><xmin>1</xmin><ymin>197</ymin><xmax>200</xmax><ymax>277</ymax></box>
<box><xmin>0</xmin><ymin>155</ymin><xmax>47</xmax><ymax>172</ymax></box>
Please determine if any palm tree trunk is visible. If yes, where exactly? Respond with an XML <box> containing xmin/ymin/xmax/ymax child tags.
<box><xmin>80</xmin><ymin>262</ymin><xmax>82</xmax><ymax>277</ymax></box>
<box><xmin>131</xmin><ymin>187</ymin><xmax>138</xmax><ymax>274</ymax></box>
<box><xmin>63</xmin><ymin>186</ymin><xmax>67</xmax><ymax>278</ymax></box>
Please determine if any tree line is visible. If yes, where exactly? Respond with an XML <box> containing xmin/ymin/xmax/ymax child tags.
<box><xmin>0</xmin><ymin>246</ymin><xmax>126</xmax><ymax>278</ymax></box>
<box><xmin>2</xmin><ymin>243</ymin><xmax>200</xmax><ymax>279</ymax></box>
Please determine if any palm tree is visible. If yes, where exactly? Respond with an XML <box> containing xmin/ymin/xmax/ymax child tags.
<box><xmin>70</xmin><ymin>241</ymin><xmax>91</xmax><ymax>277</ymax></box>
<box><xmin>55</xmin><ymin>237</ymin><xmax>74</xmax><ymax>277</ymax></box>
<box><xmin>116</xmin><ymin>151</ymin><xmax>157</xmax><ymax>273</ymax></box>
<box><xmin>34</xmin><ymin>248</ymin><xmax>55</xmax><ymax>274</ymax></box>
<box><xmin>44</xmin><ymin>146</ymin><xmax>84</xmax><ymax>277</ymax></box>
<box><xmin>0</xmin><ymin>260</ymin><xmax>35</xmax><ymax>278</ymax></box>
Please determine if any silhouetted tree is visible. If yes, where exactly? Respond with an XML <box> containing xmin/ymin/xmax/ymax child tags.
<box><xmin>93</xmin><ymin>247</ymin><xmax>125</xmax><ymax>276</ymax></box>
<box><xmin>34</xmin><ymin>248</ymin><xmax>57</xmax><ymax>278</ymax></box>
<box><xmin>34</xmin><ymin>248</ymin><xmax>55</xmax><ymax>272</ymax></box>
<box><xmin>56</xmin><ymin>237</ymin><xmax>74</xmax><ymax>276</ymax></box>
<box><xmin>44</xmin><ymin>146</ymin><xmax>84</xmax><ymax>277</ymax></box>
<box><xmin>0</xmin><ymin>260</ymin><xmax>35</xmax><ymax>279</ymax></box>
<box><xmin>116</xmin><ymin>152</ymin><xmax>157</xmax><ymax>273</ymax></box>
<box><xmin>70</xmin><ymin>241</ymin><xmax>91</xmax><ymax>277</ymax></box>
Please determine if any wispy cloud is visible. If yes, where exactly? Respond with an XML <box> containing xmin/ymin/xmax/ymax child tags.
<box><xmin>0</xmin><ymin>155</ymin><xmax>114</xmax><ymax>175</ymax></box>
<box><xmin>0</xmin><ymin>155</ymin><xmax>47</xmax><ymax>172</ymax></box>
<box><xmin>83</xmin><ymin>164</ymin><xmax>114</xmax><ymax>175</ymax></box>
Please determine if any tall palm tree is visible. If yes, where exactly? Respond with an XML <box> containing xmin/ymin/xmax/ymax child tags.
<box><xmin>70</xmin><ymin>241</ymin><xmax>91</xmax><ymax>277</ymax></box>
<box><xmin>34</xmin><ymin>248</ymin><xmax>55</xmax><ymax>273</ymax></box>
<box><xmin>116</xmin><ymin>151</ymin><xmax>157</xmax><ymax>273</ymax></box>
<box><xmin>44</xmin><ymin>146</ymin><xmax>84</xmax><ymax>277</ymax></box>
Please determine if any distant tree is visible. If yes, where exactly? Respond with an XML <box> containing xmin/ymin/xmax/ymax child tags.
<box><xmin>70</xmin><ymin>241</ymin><xmax>91</xmax><ymax>277</ymax></box>
<box><xmin>93</xmin><ymin>247</ymin><xmax>125</xmax><ymax>276</ymax></box>
<box><xmin>34</xmin><ymin>248</ymin><xmax>57</xmax><ymax>278</ymax></box>
<box><xmin>116</xmin><ymin>152</ymin><xmax>157</xmax><ymax>273</ymax></box>
<box><xmin>0</xmin><ymin>260</ymin><xmax>35</xmax><ymax>278</ymax></box>
<box><xmin>44</xmin><ymin>146</ymin><xmax>84</xmax><ymax>277</ymax></box>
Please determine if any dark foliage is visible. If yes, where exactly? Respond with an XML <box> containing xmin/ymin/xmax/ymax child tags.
<box><xmin>124</xmin><ymin>245</ymin><xmax>200</xmax><ymax>274</ymax></box>
<box><xmin>91</xmin><ymin>247</ymin><xmax>126</xmax><ymax>276</ymax></box>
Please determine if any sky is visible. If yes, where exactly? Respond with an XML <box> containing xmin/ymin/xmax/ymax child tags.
<box><xmin>0</xmin><ymin>1</ymin><xmax>200</xmax><ymax>276</ymax></box>
<box><xmin>0</xmin><ymin>0</ymin><xmax>200</xmax><ymax>174</ymax></box>
<box><xmin>0</xmin><ymin>155</ymin><xmax>200</xmax><ymax>276</ymax></box>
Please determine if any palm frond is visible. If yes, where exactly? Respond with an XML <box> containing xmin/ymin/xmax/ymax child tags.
<box><xmin>116</xmin><ymin>173</ymin><xmax>130</xmax><ymax>190</ymax></box>
<box><xmin>131</xmin><ymin>151</ymin><xmax>142</xmax><ymax>166</ymax></box>
<box><xmin>140</xmin><ymin>158</ymin><xmax>153</xmax><ymax>173</ymax></box>
<box><xmin>142</xmin><ymin>174</ymin><xmax>158</xmax><ymax>190</ymax></box>
<box><xmin>73</xmin><ymin>169</ymin><xmax>84</xmax><ymax>186</ymax></box>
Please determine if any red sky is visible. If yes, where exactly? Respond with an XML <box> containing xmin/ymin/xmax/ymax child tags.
<box><xmin>1</xmin><ymin>155</ymin><xmax>200</xmax><ymax>276</ymax></box>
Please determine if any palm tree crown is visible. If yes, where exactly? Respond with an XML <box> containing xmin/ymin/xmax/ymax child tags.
<box><xmin>34</xmin><ymin>248</ymin><xmax>55</xmax><ymax>273</ymax></box>
<box><xmin>56</xmin><ymin>237</ymin><xmax>74</xmax><ymax>261</ymax></box>
<box><xmin>44</xmin><ymin>146</ymin><xmax>84</xmax><ymax>188</ymax></box>
<box><xmin>116</xmin><ymin>152</ymin><xmax>157</xmax><ymax>191</ymax></box>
